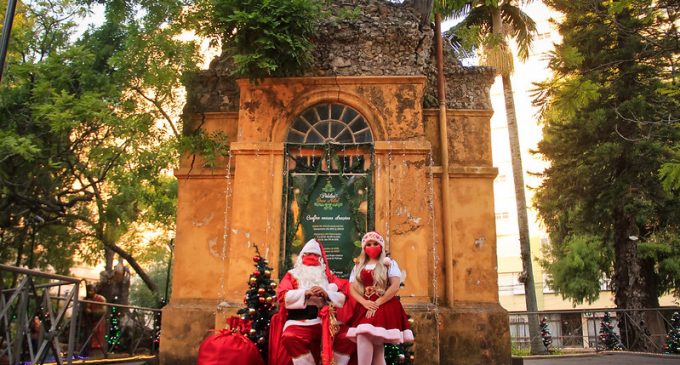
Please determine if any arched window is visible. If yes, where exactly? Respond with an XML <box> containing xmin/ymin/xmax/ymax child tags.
<box><xmin>286</xmin><ymin>103</ymin><xmax>373</xmax><ymax>144</ymax></box>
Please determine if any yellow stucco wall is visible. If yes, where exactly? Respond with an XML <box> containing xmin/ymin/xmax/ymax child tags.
<box><xmin>160</xmin><ymin>77</ymin><xmax>510</xmax><ymax>365</ymax></box>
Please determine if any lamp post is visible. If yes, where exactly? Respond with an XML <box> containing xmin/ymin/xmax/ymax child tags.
<box><xmin>0</xmin><ymin>0</ymin><xmax>18</xmax><ymax>83</ymax></box>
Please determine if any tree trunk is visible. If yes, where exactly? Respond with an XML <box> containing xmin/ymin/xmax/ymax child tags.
<box><xmin>609</xmin><ymin>6</ymin><xmax>659</xmax><ymax>352</ymax></box>
<box><xmin>106</xmin><ymin>242</ymin><xmax>158</xmax><ymax>294</ymax></box>
<box><xmin>11</xmin><ymin>229</ymin><xmax>26</xmax><ymax>287</ymax></box>
<box><xmin>411</xmin><ymin>0</ymin><xmax>434</xmax><ymax>25</ymax></box>
<box><xmin>105</xmin><ymin>248</ymin><xmax>114</xmax><ymax>271</ymax></box>
<box><xmin>613</xmin><ymin>218</ymin><xmax>658</xmax><ymax>351</ymax></box>
<box><xmin>502</xmin><ymin>73</ymin><xmax>544</xmax><ymax>355</ymax></box>
<box><xmin>492</xmin><ymin>5</ymin><xmax>544</xmax><ymax>355</ymax></box>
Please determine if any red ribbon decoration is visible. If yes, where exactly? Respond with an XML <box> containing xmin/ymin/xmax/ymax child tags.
<box><xmin>319</xmin><ymin>306</ymin><xmax>333</xmax><ymax>365</ymax></box>
<box><xmin>319</xmin><ymin>305</ymin><xmax>340</xmax><ymax>365</ymax></box>
<box><xmin>226</xmin><ymin>316</ymin><xmax>252</xmax><ymax>335</ymax></box>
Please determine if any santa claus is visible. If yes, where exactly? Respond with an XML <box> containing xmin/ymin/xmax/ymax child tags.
<box><xmin>269</xmin><ymin>239</ymin><xmax>355</xmax><ymax>365</ymax></box>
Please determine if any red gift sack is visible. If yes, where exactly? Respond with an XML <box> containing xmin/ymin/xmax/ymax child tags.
<box><xmin>197</xmin><ymin>329</ymin><xmax>264</xmax><ymax>365</ymax></box>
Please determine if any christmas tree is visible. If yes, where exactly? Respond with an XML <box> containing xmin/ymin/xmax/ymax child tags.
<box><xmin>106</xmin><ymin>302</ymin><xmax>122</xmax><ymax>352</ymax></box>
<box><xmin>539</xmin><ymin>317</ymin><xmax>553</xmax><ymax>352</ymax></box>
<box><xmin>237</xmin><ymin>246</ymin><xmax>278</xmax><ymax>359</ymax></box>
<box><xmin>384</xmin><ymin>315</ymin><xmax>415</xmax><ymax>364</ymax></box>
<box><xmin>598</xmin><ymin>312</ymin><xmax>623</xmax><ymax>350</ymax></box>
<box><xmin>664</xmin><ymin>312</ymin><xmax>680</xmax><ymax>354</ymax></box>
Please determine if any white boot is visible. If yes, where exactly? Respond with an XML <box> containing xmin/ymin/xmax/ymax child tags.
<box><xmin>333</xmin><ymin>352</ymin><xmax>351</xmax><ymax>365</ymax></box>
<box><xmin>292</xmin><ymin>352</ymin><xmax>316</xmax><ymax>365</ymax></box>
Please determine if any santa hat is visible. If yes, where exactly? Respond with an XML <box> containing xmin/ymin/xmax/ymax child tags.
<box><xmin>361</xmin><ymin>231</ymin><xmax>385</xmax><ymax>248</ymax></box>
<box><xmin>300</xmin><ymin>238</ymin><xmax>322</xmax><ymax>256</ymax></box>
<box><xmin>296</xmin><ymin>238</ymin><xmax>336</xmax><ymax>281</ymax></box>
<box><xmin>360</xmin><ymin>231</ymin><xmax>392</xmax><ymax>266</ymax></box>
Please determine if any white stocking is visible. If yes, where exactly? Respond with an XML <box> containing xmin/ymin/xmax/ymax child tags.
<box><xmin>291</xmin><ymin>352</ymin><xmax>316</xmax><ymax>365</ymax></box>
<box><xmin>356</xmin><ymin>334</ymin><xmax>374</xmax><ymax>365</ymax></box>
<box><xmin>372</xmin><ymin>343</ymin><xmax>386</xmax><ymax>365</ymax></box>
<box><xmin>333</xmin><ymin>352</ymin><xmax>351</xmax><ymax>365</ymax></box>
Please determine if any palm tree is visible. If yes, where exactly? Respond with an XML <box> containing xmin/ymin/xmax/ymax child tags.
<box><xmin>445</xmin><ymin>0</ymin><xmax>545</xmax><ymax>355</ymax></box>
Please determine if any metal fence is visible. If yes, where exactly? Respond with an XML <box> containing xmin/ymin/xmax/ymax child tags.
<box><xmin>509</xmin><ymin>307</ymin><xmax>680</xmax><ymax>353</ymax></box>
<box><xmin>1</xmin><ymin>264</ymin><xmax>161</xmax><ymax>365</ymax></box>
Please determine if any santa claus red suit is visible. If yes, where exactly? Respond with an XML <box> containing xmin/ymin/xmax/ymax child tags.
<box><xmin>268</xmin><ymin>239</ymin><xmax>355</xmax><ymax>365</ymax></box>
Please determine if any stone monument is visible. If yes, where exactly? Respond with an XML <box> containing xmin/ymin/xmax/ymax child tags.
<box><xmin>161</xmin><ymin>1</ymin><xmax>511</xmax><ymax>364</ymax></box>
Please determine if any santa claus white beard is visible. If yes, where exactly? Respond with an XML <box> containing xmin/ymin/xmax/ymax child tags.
<box><xmin>290</xmin><ymin>264</ymin><xmax>328</xmax><ymax>290</ymax></box>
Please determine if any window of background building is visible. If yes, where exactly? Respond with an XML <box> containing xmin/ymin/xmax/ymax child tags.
<box><xmin>495</xmin><ymin>212</ymin><xmax>510</xmax><ymax>220</ymax></box>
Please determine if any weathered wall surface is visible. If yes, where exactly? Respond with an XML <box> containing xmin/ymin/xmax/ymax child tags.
<box><xmin>163</xmin><ymin>1</ymin><xmax>508</xmax><ymax>364</ymax></box>
<box><xmin>236</xmin><ymin>76</ymin><xmax>426</xmax><ymax>143</ymax></box>
<box><xmin>183</xmin><ymin>0</ymin><xmax>494</xmax><ymax>114</ymax></box>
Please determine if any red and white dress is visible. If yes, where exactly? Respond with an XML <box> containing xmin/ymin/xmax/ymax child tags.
<box><xmin>346</xmin><ymin>261</ymin><xmax>414</xmax><ymax>344</ymax></box>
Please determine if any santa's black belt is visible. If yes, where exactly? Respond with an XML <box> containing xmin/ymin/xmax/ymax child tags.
<box><xmin>287</xmin><ymin>306</ymin><xmax>318</xmax><ymax>320</ymax></box>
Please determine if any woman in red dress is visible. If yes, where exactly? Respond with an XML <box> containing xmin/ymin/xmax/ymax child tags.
<box><xmin>347</xmin><ymin>231</ymin><xmax>413</xmax><ymax>365</ymax></box>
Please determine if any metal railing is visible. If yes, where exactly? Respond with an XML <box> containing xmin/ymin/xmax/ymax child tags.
<box><xmin>75</xmin><ymin>299</ymin><xmax>162</xmax><ymax>359</ymax></box>
<box><xmin>0</xmin><ymin>264</ymin><xmax>80</xmax><ymax>365</ymax></box>
<box><xmin>509</xmin><ymin>307</ymin><xmax>680</xmax><ymax>353</ymax></box>
<box><xmin>1</xmin><ymin>264</ymin><xmax>161</xmax><ymax>365</ymax></box>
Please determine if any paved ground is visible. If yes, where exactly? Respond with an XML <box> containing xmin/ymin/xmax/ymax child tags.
<box><xmin>109</xmin><ymin>354</ymin><xmax>680</xmax><ymax>365</ymax></box>
<box><xmin>523</xmin><ymin>353</ymin><xmax>680</xmax><ymax>365</ymax></box>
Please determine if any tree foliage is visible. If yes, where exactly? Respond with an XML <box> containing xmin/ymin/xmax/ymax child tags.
<box><xmin>197</xmin><ymin>0</ymin><xmax>322</xmax><ymax>80</ymax></box>
<box><xmin>445</xmin><ymin>0</ymin><xmax>537</xmax><ymax>73</ymax></box>
<box><xmin>0</xmin><ymin>0</ymin><xmax>203</xmax><ymax>292</ymax></box>
<box><xmin>129</xmin><ymin>248</ymin><xmax>173</xmax><ymax>308</ymax></box>
<box><xmin>542</xmin><ymin>235</ymin><xmax>611</xmax><ymax>303</ymax></box>
<box><xmin>535</xmin><ymin>0</ymin><xmax>680</xmax><ymax>310</ymax></box>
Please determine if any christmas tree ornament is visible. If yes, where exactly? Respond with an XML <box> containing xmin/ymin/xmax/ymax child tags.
<box><xmin>236</xmin><ymin>245</ymin><xmax>277</xmax><ymax>360</ymax></box>
<box><xmin>665</xmin><ymin>312</ymin><xmax>680</xmax><ymax>354</ymax></box>
<box><xmin>539</xmin><ymin>317</ymin><xmax>553</xmax><ymax>352</ymax></box>
<box><xmin>598</xmin><ymin>312</ymin><xmax>624</xmax><ymax>350</ymax></box>
<box><xmin>266</xmin><ymin>296</ymin><xmax>273</xmax><ymax>303</ymax></box>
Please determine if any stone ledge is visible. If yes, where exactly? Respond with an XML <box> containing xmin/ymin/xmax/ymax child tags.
<box><xmin>423</xmin><ymin>108</ymin><xmax>495</xmax><ymax>117</ymax></box>
<box><xmin>374</xmin><ymin>140</ymin><xmax>432</xmax><ymax>154</ymax></box>
<box><xmin>229</xmin><ymin>142</ymin><xmax>285</xmax><ymax>155</ymax></box>
<box><xmin>236</xmin><ymin>75</ymin><xmax>428</xmax><ymax>87</ymax></box>
<box><xmin>430</xmin><ymin>165</ymin><xmax>498</xmax><ymax>178</ymax></box>
<box><xmin>174</xmin><ymin>168</ymin><xmax>233</xmax><ymax>179</ymax></box>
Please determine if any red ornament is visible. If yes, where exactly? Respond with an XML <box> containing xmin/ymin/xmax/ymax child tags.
<box><xmin>253</xmin><ymin>271</ymin><xmax>261</xmax><ymax>277</ymax></box>
<box><xmin>258</xmin><ymin>297</ymin><xmax>265</xmax><ymax>303</ymax></box>
<box><xmin>253</xmin><ymin>256</ymin><xmax>261</xmax><ymax>262</ymax></box>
